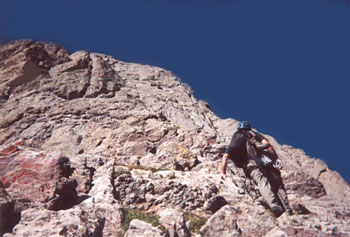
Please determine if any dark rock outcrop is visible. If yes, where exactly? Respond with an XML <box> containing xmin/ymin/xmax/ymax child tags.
<box><xmin>0</xmin><ymin>181</ymin><xmax>20</xmax><ymax>236</ymax></box>
<box><xmin>284</xmin><ymin>172</ymin><xmax>327</xmax><ymax>198</ymax></box>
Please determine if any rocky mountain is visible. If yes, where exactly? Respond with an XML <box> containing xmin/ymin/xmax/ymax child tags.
<box><xmin>0</xmin><ymin>40</ymin><xmax>349</xmax><ymax>237</ymax></box>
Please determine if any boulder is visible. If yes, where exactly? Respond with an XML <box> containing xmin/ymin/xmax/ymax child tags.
<box><xmin>204</xmin><ymin>195</ymin><xmax>228</xmax><ymax>214</ymax></box>
<box><xmin>125</xmin><ymin>219</ymin><xmax>164</xmax><ymax>237</ymax></box>
<box><xmin>10</xmin><ymin>207</ymin><xmax>105</xmax><ymax>237</ymax></box>
<box><xmin>0</xmin><ymin>145</ymin><xmax>78</xmax><ymax>211</ymax></box>
<box><xmin>199</xmin><ymin>205</ymin><xmax>241</xmax><ymax>237</ymax></box>
<box><xmin>159</xmin><ymin>208</ymin><xmax>190</xmax><ymax>237</ymax></box>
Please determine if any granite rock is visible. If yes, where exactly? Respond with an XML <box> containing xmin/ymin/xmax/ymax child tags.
<box><xmin>1</xmin><ymin>40</ymin><xmax>350</xmax><ymax>236</ymax></box>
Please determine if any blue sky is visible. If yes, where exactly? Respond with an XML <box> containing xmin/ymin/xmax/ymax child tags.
<box><xmin>1</xmin><ymin>0</ymin><xmax>349</xmax><ymax>183</ymax></box>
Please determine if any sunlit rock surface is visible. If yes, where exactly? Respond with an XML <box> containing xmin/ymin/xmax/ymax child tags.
<box><xmin>0</xmin><ymin>40</ymin><xmax>349</xmax><ymax>236</ymax></box>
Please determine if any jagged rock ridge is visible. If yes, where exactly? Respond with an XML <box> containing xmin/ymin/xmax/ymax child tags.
<box><xmin>0</xmin><ymin>40</ymin><xmax>349</xmax><ymax>236</ymax></box>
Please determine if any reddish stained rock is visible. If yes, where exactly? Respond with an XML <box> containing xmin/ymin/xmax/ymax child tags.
<box><xmin>0</xmin><ymin>144</ymin><xmax>19</xmax><ymax>156</ymax></box>
<box><xmin>0</xmin><ymin>145</ymin><xmax>77</xmax><ymax>211</ymax></box>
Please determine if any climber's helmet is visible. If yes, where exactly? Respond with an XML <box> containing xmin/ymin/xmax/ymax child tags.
<box><xmin>238</xmin><ymin>121</ymin><xmax>251</xmax><ymax>131</ymax></box>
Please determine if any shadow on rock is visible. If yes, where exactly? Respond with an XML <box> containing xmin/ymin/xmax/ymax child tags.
<box><xmin>47</xmin><ymin>176</ymin><xmax>90</xmax><ymax>211</ymax></box>
<box><xmin>0</xmin><ymin>181</ymin><xmax>21</xmax><ymax>236</ymax></box>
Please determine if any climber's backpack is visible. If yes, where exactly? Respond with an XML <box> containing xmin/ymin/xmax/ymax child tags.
<box><xmin>227</xmin><ymin>131</ymin><xmax>251</xmax><ymax>168</ymax></box>
<box><xmin>246</xmin><ymin>138</ymin><xmax>259</xmax><ymax>159</ymax></box>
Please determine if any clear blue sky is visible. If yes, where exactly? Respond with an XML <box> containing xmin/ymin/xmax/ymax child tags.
<box><xmin>1</xmin><ymin>0</ymin><xmax>349</xmax><ymax>183</ymax></box>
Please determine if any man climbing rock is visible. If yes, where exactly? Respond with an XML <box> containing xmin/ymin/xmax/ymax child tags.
<box><xmin>221</xmin><ymin>121</ymin><xmax>292</xmax><ymax>217</ymax></box>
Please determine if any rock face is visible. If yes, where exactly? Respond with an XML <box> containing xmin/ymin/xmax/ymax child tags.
<box><xmin>0</xmin><ymin>40</ymin><xmax>350</xmax><ymax>236</ymax></box>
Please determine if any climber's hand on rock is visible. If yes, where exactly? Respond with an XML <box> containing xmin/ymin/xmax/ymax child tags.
<box><xmin>274</xmin><ymin>159</ymin><xmax>283</xmax><ymax>170</ymax></box>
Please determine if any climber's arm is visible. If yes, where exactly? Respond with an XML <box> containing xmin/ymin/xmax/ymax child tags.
<box><xmin>261</xmin><ymin>139</ymin><xmax>283</xmax><ymax>169</ymax></box>
<box><xmin>221</xmin><ymin>153</ymin><xmax>229</xmax><ymax>180</ymax></box>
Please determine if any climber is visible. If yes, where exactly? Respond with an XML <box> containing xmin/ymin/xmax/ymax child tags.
<box><xmin>220</xmin><ymin>121</ymin><xmax>292</xmax><ymax>217</ymax></box>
